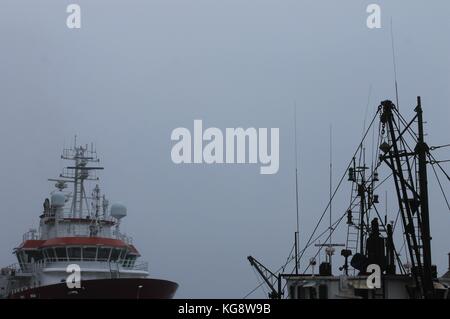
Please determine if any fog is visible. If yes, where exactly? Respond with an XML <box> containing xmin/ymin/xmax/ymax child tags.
<box><xmin>0</xmin><ymin>1</ymin><xmax>449</xmax><ymax>298</ymax></box>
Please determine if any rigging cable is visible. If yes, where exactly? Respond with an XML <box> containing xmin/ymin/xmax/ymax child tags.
<box><xmin>390</xmin><ymin>18</ymin><xmax>400</xmax><ymax>110</ymax></box>
<box><xmin>296</xmin><ymin>110</ymin><xmax>380</xmax><ymax>266</ymax></box>
<box><xmin>281</xmin><ymin>209</ymin><xmax>349</xmax><ymax>297</ymax></box>
<box><xmin>428</xmin><ymin>154</ymin><xmax>450</xmax><ymax>212</ymax></box>
<box><xmin>429</xmin><ymin>152</ymin><xmax>450</xmax><ymax>182</ymax></box>
<box><xmin>430</xmin><ymin>144</ymin><xmax>450</xmax><ymax>151</ymax></box>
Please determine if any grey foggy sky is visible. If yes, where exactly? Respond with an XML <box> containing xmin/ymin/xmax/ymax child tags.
<box><xmin>0</xmin><ymin>1</ymin><xmax>449</xmax><ymax>298</ymax></box>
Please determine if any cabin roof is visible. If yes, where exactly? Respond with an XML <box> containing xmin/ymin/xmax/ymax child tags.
<box><xmin>16</xmin><ymin>237</ymin><xmax>140</xmax><ymax>256</ymax></box>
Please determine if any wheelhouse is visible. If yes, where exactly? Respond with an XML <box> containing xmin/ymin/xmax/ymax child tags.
<box><xmin>15</xmin><ymin>237</ymin><xmax>140</xmax><ymax>268</ymax></box>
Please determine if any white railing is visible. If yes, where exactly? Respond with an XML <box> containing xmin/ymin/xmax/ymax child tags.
<box><xmin>6</xmin><ymin>262</ymin><xmax>37</xmax><ymax>275</ymax></box>
<box><xmin>7</xmin><ymin>260</ymin><xmax>149</xmax><ymax>274</ymax></box>
<box><xmin>22</xmin><ymin>229</ymin><xmax>40</xmax><ymax>242</ymax></box>
<box><xmin>113</xmin><ymin>231</ymin><xmax>133</xmax><ymax>244</ymax></box>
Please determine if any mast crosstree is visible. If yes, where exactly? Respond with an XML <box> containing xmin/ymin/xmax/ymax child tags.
<box><xmin>51</xmin><ymin>140</ymin><xmax>104</xmax><ymax>219</ymax></box>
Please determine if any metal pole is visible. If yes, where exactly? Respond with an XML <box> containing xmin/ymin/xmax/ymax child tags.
<box><xmin>329</xmin><ymin>125</ymin><xmax>333</xmax><ymax>258</ymax></box>
<box><xmin>415</xmin><ymin>96</ymin><xmax>434</xmax><ymax>298</ymax></box>
<box><xmin>294</xmin><ymin>232</ymin><xmax>298</xmax><ymax>275</ymax></box>
<box><xmin>359</xmin><ymin>184</ymin><xmax>365</xmax><ymax>255</ymax></box>
<box><xmin>294</xmin><ymin>104</ymin><xmax>300</xmax><ymax>272</ymax></box>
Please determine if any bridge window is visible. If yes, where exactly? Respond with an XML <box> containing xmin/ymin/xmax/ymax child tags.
<box><xmin>110</xmin><ymin>248</ymin><xmax>122</xmax><ymax>261</ymax></box>
<box><xmin>119</xmin><ymin>249</ymin><xmax>127</xmax><ymax>260</ymax></box>
<box><xmin>308</xmin><ymin>287</ymin><xmax>317</xmax><ymax>299</ymax></box>
<box><xmin>26</xmin><ymin>250</ymin><xmax>44</xmax><ymax>263</ymax></box>
<box><xmin>289</xmin><ymin>286</ymin><xmax>295</xmax><ymax>299</ymax></box>
<box><xmin>55</xmin><ymin>247</ymin><xmax>68</xmax><ymax>261</ymax></box>
<box><xmin>97</xmin><ymin>248</ymin><xmax>111</xmax><ymax>261</ymax></box>
<box><xmin>122</xmin><ymin>255</ymin><xmax>137</xmax><ymax>267</ymax></box>
<box><xmin>67</xmin><ymin>247</ymin><xmax>82</xmax><ymax>260</ymax></box>
<box><xmin>83</xmin><ymin>247</ymin><xmax>97</xmax><ymax>260</ymax></box>
<box><xmin>16</xmin><ymin>252</ymin><xmax>24</xmax><ymax>265</ymax></box>
<box><xmin>318</xmin><ymin>285</ymin><xmax>328</xmax><ymax>299</ymax></box>
<box><xmin>45</xmin><ymin>248</ymin><xmax>56</xmax><ymax>260</ymax></box>
<box><xmin>298</xmin><ymin>286</ymin><xmax>305</xmax><ymax>299</ymax></box>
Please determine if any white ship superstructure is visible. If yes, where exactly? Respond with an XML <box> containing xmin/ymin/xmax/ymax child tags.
<box><xmin>0</xmin><ymin>142</ymin><xmax>177</xmax><ymax>299</ymax></box>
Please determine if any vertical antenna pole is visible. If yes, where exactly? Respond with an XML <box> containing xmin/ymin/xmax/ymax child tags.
<box><xmin>359</xmin><ymin>177</ymin><xmax>366</xmax><ymax>255</ymax></box>
<box><xmin>294</xmin><ymin>103</ymin><xmax>300</xmax><ymax>274</ymax></box>
<box><xmin>390</xmin><ymin>18</ymin><xmax>399</xmax><ymax>110</ymax></box>
<box><xmin>385</xmin><ymin>190</ymin><xmax>388</xmax><ymax>225</ymax></box>
<box><xmin>294</xmin><ymin>232</ymin><xmax>298</xmax><ymax>275</ymax></box>
<box><xmin>329</xmin><ymin>125</ymin><xmax>333</xmax><ymax>248</ymax></box>
<box><xmin>329</xmin><ymin>125</ymin><xmax>333</xmax><ymax>267</ymax></box>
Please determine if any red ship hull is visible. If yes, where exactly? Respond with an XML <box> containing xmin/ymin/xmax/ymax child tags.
<box><xmin>8</xmin><ymin>278</ymin><xmax>178</xmax><ymax>299</ymax></box>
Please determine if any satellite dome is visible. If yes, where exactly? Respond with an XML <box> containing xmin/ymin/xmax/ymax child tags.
<box><xmin>51</xmin><ymin>192</ymin><xmax>66</xmax><ymax>207</ymax></box>
<box><xmin>110</xmin><ymin>203</ymin><xmax>127</xmax><ymax>219</ymax></box>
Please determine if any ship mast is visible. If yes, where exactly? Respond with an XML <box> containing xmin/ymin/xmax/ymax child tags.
<box><xmin>58</xmin><ymin>138</ymin><xmax>104</xmax><ymax>219</ymax></box>
<box><xmin>379</xmin><ymin>97</ymin><xmax>434</xmax><ymax>298</ymax></box>
<box><xmin>415</xmin><ymin>97</ymin><xmax>434</xmax><ymax>298</ymax></box>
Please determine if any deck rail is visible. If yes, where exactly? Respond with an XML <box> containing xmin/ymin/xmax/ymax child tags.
<box><xmin>6</xmin><ymin>260</ymin><xmax>149</xmax><ymax>274</ymax></box>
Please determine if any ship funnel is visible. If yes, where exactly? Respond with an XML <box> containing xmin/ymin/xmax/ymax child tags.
<box><xmin>110</xmin><ymin>203</ymin><xmax>127</xmax><ymax>219</ymax></box>
<box><xmin>51</xmin><ymin>192</ymin><xmax>66</xmax><ymax>207</ymax></box>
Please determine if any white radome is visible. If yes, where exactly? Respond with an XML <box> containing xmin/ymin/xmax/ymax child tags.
<box><xmin>51</xmin><ymin>192</ymin><xmax>66</xmax><ymax>207</ymax></box>
<box><xmin>110</xmin><ymin>203</ymin><xmax>127</xmax><ymax>219</ymax></box>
